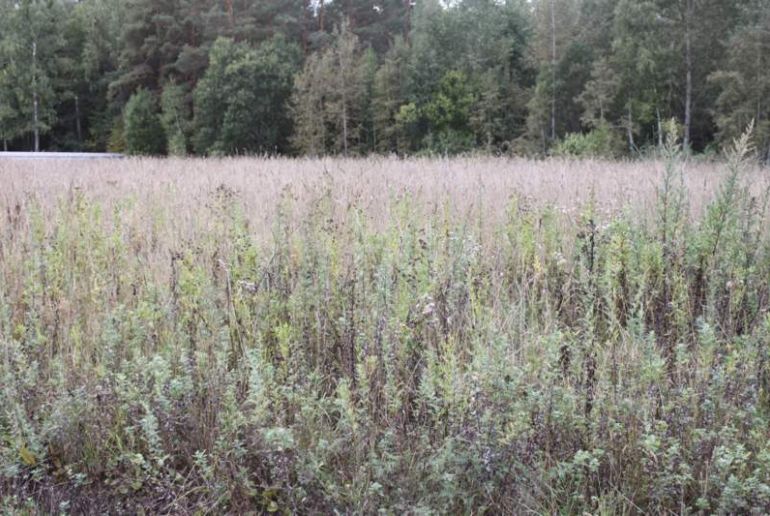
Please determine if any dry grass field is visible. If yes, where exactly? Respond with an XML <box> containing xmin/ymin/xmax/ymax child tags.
<box><xmin>2</xmin><ymin>156</ymin><xmax>759</xmax><ymax>224</ymax></box>
<box><xmin>2</xmin><ymin>150</ymin><xmax>770</xmax><ymax>513</ymax></box>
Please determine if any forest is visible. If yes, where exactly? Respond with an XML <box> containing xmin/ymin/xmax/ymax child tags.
<box><xmin>0</xmin><ymin>0</ymin><xmax>768</xmax><ymax>160</ymax></box>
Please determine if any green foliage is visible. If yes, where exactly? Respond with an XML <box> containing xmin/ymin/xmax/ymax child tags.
<box><xmin>123</xmin><ymin>88</ymin><xmax>165</xmax><ymax>155</ymax></box>
<box><xmin>554</xmin><ymin>122</ymin><xmax>623</xmax><ymax>158</ymax></box>
<box><xmin>160</xmin><ymin>82</ymin><xmax>190</xmax><ymax>156</ymax></box>
<box><xmin>423</xmin><ymin>71</ymin><xmax>475</xmax><ymax>154</ymax></box>
<box><xmin>0</xmin><ymin>0</ymin><xmax>67</xmax><ymax>149</ymax></box>
<box><xmin>709</xmin><ymin>0</ymin><xmax>770</xmax><ymax>163</ymax></box>
<box><xmin>193</xmin><ymin>36</ymin><xmax>301</xmax><ymax>156</ymax></box>
<box><xmin>290</xmin><ymin>22</ymin><xmax>370</xmax><ymax>156</ymax></box>
<box><xmin>0</xmin><ymin>0</ymin><xmax>764</xmax><ymax>157</ymax></box>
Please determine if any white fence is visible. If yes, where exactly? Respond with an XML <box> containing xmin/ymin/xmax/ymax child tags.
<box><xmin>0</xmin><ymin>152</ymin><xmax>124</xmax><ymax>160</ymax></box>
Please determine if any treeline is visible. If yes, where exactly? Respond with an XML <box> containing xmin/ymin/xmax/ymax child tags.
<box><xmin>0</xmin><ymin>0</ymin><xmax>768</xmax><ymax>159</ymax></box>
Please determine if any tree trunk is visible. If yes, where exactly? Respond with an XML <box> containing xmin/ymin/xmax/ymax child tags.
<box><xmin>550</xmin><ymin>0</ymin><xmax>557</xmax><ymax>142</ymax></box>
<box><xmin>627</xmin><ymin>103</ymin><xmax>635</xmax><ymax>153</ymax></box>
<box><xmin>403</xmin><ymin>0</ymin><xmax>412</xmax><ymax>42</ymax></box>
<box><xmin>657</xmin><ymin>107</ymin><xmax>663</xmax><ymax>147</ymax></box>
<box><xmin>340</xmin><ymin>41</ymin><xmax>349</xmax><ymax>156</ymax></box>
<box><xmin>345</xmin><ymin>0</ymin><xmax>354</xmax><ymax>28</ymax></box>
<box><xmin>33</xmin><ymin>93</ymin><xmax>40</xmax><ymax>152</ymax></box>
<box><xmin>756</xmin><ymin>31</ymin><xmax>762</xmax><ymax>127</ymax></box>
<box><xmin>75</xmin><ymin>95</ymin><xmax>82</xmax><ymax>143</ymax></box>
<box><xmin>32</xmin><ymin>40</ymin><xmax>40</xmax><ymax>153</ymax></box>
<box><xmin>225</xmin><ymin>0</ymin><xmax>234</xmax><ymax>29</ymax></box>
<box><xmin>683</xmin><ymin>0</ymin><xmax>693</xmax><ymax>151</ymax></box>
<box><xmin>342</xmin><ymin>99</ymin><xmax>349</xmax><ymax>156</ymax></box>
<box><xmin>3</xmin><ymin>139</ymin><xmax>7</xmax><ymax>152</ymax></box>
<box><xmin>302</xmin><ymin>0</ymin><xmax>310</xmax><ymax>55</ymax></box>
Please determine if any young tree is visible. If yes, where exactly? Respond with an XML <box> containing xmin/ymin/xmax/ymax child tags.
<box><xmin>291</xmin><ymin>22</ymin><xmax>369</xmax><ymax>155</ymax></box>
<box><xmin>290</xmin><ymin>49</ymin><xmax>328</xmax><ymax>155</ymax></box>
<box><xmin>0</xmin><ymin>68</ymin><xmax>22</xmax><ymax>151</ymax></box>
<box><xmin>371</xmin><ymin>36</ymin><xmax>410</xmax><ymax>153</ymax></box>
<box><xmin>611</xmin><ymin>0</ymin><xmax>676</xmax><ymax>149</ymax></box>
<box><xmin>71</xmin><ymin>0</ymin><xmax>127</xmax><ymax>151</ymax></box>
<box><xmin>160</xmin><ymin>81</ymin><xmax>190</xmax><ymax>156</ymax></box>
<box><xmin>577</xmin><ymin>57</ymin><xmax>620</xmax><ymax>128</ymax></box>
<box><xmin>123</xmin><ymin>88</ymin><xmax>165</xmax><ymax>155</ymax></box>
<box><xmin>423</xmin><ymin>70</ymin><xmax>476</xmax><ymax>154</ymax></box>
<box><xmin>526</xmin><ymin>0</ymin><xmax>582</xmax><ymax>147</ymax></box>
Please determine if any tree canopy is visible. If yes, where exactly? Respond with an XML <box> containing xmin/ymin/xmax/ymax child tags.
<box><xmin>0</xmin><ymin>0</ymin><xmax>767</xmax><ymax>160</ymax></box>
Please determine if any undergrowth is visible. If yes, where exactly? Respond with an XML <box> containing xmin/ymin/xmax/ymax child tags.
<box><xmin>2</xmin><ymin>133</ymin><xmax>770</xmax><ymax>514</ymax></box>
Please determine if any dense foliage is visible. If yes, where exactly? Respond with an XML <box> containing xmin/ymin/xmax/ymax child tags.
<box><xmin>123</xmin><ymin>88</ymin><xmax>166</xmax><ymax>156</ymax></box>
<box><xmin>2</xmin><ymin>132</ymin><xmax>770</xmax><ymax>512</ymax></box>
<box><xmin>1</xmin><ymin>0</ymin><xmax>769</xmax><ymax>159</ymax></box>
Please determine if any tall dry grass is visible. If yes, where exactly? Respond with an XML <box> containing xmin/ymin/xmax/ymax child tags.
<box><xmin>2</xmin><ymin>155</ymin><xmax>759</xmax><ymax>223</ymax></box>
<box><xmin>2</xmin><ymin>154</ymin><xmax>770</xmax><ymax>513</ymax></box>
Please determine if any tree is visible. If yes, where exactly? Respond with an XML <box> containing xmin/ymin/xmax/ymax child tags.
<box><xmin>72</xmin><ymin>0</ymin><xmax>127</xmax><ymax>151</ymax></box>
<box><xmin>423</xmin><ymin>70</ymin><xmax>475</xmax><ymax>154</ymax></box>
<box><xmin>111</xmin><ymin>0</ymin><xmax>185</xmax><ymax>102</ymax></box>
<box><xmin>525</xmin><ymin>0</ymin><xmax>582</xmax><ymax>148</ymax></box>
<box><xmin>327</xmin><ymin>0</ymin><xmax>414</xmax><ymax>54</ymax></box>
<box><xmin>0</xmin><ymin>68</ymin><xmax>22</xmax><ymax>151</ymax></box>
<box><xmin>577</xmin><ymin>57</ymin><xmax>620</xmax><ymax>128</ymax></box>
<box><xmin>193</xmin><ymin>35</ymin><xmax>301</xmax><ymax>155</ymax></box>
<box><xmin>160</xmin><ymin>81</ymin><xmax>190</xmax><ymax>155</ymax></box>
<box><xmin>643</xmin><ymin>0</ymin><xmax>745</xmax><ymax>151</ymax></box>
<box><xmin>123</xmin><ymin>88</ymin><xmax>165</xmax><ymax>155</ymax></box>
<box><xmin>371</xmin><ymin>36</ymin><xmax>410</xmax><ymax>153</ymax></box>
<box><xmin>710</xmin><ymin>0</ymin><xmax>770</xmax><ymax>162</ymax></box>
<box><xmin>290</xmin><ymin>47</ymin><xmax>328</xmax><ymax>155</ymax></box>
<box><xmin>291</xmin><ymin>22</ymin><xmax>369</xmax><ymax>155</ymax></box>
<box><xmin>0</xmin><ymin>0</ymin><xmax>66</xmax><ymax>151</ymax></box>
<box><xmin>611</xmin><ymin>0</ymin><xmax>675</xmax><ymax>149</ymax></box>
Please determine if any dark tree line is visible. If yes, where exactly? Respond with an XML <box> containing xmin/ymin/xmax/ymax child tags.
<box><xmin>0</xmin><ymin>0</ymin><xmax>768</xmax><ymax>159</ymax></box>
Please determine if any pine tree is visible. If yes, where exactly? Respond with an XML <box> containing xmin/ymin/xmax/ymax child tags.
<box><xmin>327</xmin><ymin>0</ymin><xmax>413</xmax><ymax>54</ymax></box>
<box><xmin>111</xmin><ymin>0</ymin><xmax>185</xmax><ymax>102</ymax></box>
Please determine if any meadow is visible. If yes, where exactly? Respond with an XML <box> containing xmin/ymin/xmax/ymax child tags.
<box><xmin>2</xmin><ymin>141</ymin><xmax>770</xmax><ymax>513</ymax></box>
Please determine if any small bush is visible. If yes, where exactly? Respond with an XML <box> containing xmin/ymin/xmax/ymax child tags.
<box><xmin>554</xmin><ymin>122</ymin><xmax>623</xmax><ymax>158</ymax></box>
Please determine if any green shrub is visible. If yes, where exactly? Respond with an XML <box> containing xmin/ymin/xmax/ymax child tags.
<box><xmin>554</xmin><ymin>122</ymin><xmax>623</xmax><ymax>158</ymax></box>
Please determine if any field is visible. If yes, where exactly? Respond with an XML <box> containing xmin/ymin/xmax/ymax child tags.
<box><xmin>2</xmin><ymin>147</ymin><xmax>770</xmax><ymax>513</ymax></box>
